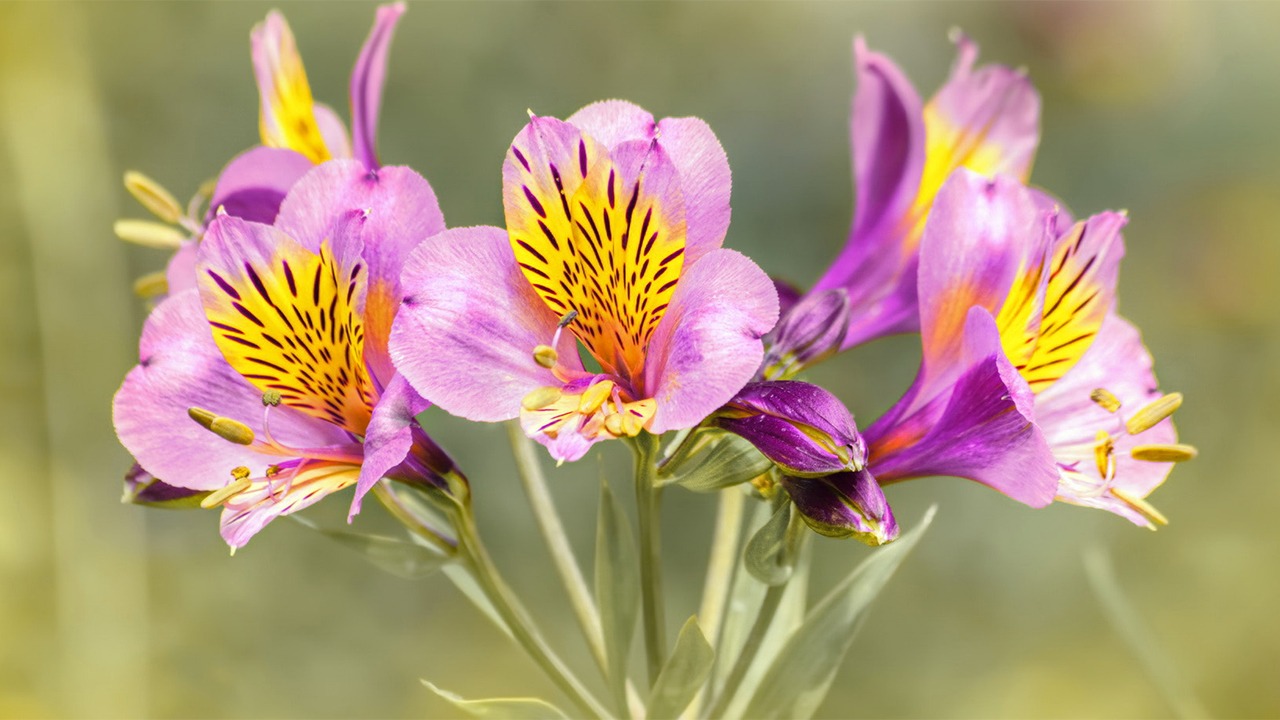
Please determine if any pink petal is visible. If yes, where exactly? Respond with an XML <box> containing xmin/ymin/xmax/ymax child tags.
<box><xmin>644</xmin><ymin>249</ymin><xmax>779</xmax><ymax>433</ymax></box>
<box><xmin>389</xmin><ymin>226</ymin><xmax>581</xmax><ymax>422</ymax></box>
<box><xmin>349</xmin><ymin>372</ymin><xmax>429</xmax><ymax>519</ymax></box>
<box><xmin>349</xmin><ymin>2</ymin><xmax>406</xmax><ymax>169</ymax></box>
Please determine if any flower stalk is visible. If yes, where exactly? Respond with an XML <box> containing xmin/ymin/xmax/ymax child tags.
<box><xmin>632</xmin><ymin>432</ymin><xmax>668</xmax><ymax>687</ymax></box>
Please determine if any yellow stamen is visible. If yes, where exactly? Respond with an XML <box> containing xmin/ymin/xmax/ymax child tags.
<box><xmin>603</xmin><ymin>413</ymin><xmax>625</xmax><ymax>437</ymax></box>
<box><xmin>200</xmin><ymin>475</ymin><xmax>252</xmax><ymax>509</ymax></box>
<box><xmin>187</xmin><ymin>407</ymin><xmax>218</xmax><ymax>430</ymax></box>
<box><xmin>1090</xmin><ymin>388</ymin><xmax>1122</xmax><ymax>413</ymax></box>
<box><xmin>1110</xmin><ymin>487</ymin><xmax>1169</xmax><ymax>527</ymax></box>
<box><xmin>1125</xmin><ymin>393</ymin><xmax>1183</xmax><ymax>435</ymax></box>
<box><xmin>578</xmin><ymin>381</ymin><xmax>614</xmax><ymax>415</ymax></box>
<box><xmin>124</xmin><ymin>170</ymin><xmax>183</xmax><ymax>224</ymax></box>
<box><xmin>113</xmin><ymin>219</ymin><xmax>186</xmax><ymax>250</ymax></box>
<box><xmin>532</xmin><ymin>344</ymin><xmax>558</xmax><ymax>369</ymax></box>
<box><xmin>1131</xmin><ymin>443</ymin><xmax>1198</xmax><ymax>463</ymax></box>
<box><xmin>132</xmin><ymin>271</ymin><xmax>168</xmax><ymax>300</ymax></box>
<box><xmin>262</xmin><ymin>390</ymin><xmax>282</xmax><ymax>407</ymax></box>
<box><xmin>210</xmin><ymin>417</ymin><xmax>256</xmax><ymax>446</ymax></box>
<box><xmin>620</xmin><ymin>412</ymin><xmax>645</xmax><ymax>437</ymax></box>
<box><xmin>1093</xmin><ymin>430</ymin><xmax>1114</xmax><ymax>480</ymax></box>
<box><xmin>265</xmin><ymin>465</ymin><xmax>281</xmax><ymax>477</ymax></box>
<box><xmin>521</xmin><ymin>386</ymin><xmax>563</xmax><ymax>411</ymax></box>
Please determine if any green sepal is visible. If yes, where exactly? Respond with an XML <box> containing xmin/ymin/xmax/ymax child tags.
<box><xmin>657</xmin><ymin>430</ymin><xmax>772</xmax><ymax>492</ymax></box>
<box><xmin>744</xmin><ymin>499</ymin><xmax>803</xmax><ymax>585</ymax></box>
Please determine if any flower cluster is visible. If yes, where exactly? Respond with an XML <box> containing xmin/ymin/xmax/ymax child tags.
<box><xmin>113</xmin><ymin>7</ymin><xmax>1192</xmax><ymax>552</ymax></box>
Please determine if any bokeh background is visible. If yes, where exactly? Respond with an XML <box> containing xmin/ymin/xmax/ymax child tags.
<box><xmin>2</xmin><ymin>2</ymin><xmax>1277</xmax><ymax>718</ymax></box>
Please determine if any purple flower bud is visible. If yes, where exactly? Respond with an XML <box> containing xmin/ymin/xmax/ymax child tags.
<box><xmin>716</xmin><ymin>381</ymin><xmax>866</xmax><ymax>477</ymax></box>
<box><xmin>779</xmin><ymin>469</ymin><xmax>899</xmax><ymax>545</ymax></box>
<box><xmin>122</xmin><ymin>463</ymin><xmax>210</xmax><ymax>508</ymax></box>
<box><xmin>762</xmin><ymin>288</ymin><xmax>852</xmax><ymax>379</ymax></box>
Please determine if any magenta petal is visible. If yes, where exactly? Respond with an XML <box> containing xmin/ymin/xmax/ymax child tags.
<box><xmin>390</xmin><ymin>226</ymin><xmax>581</xmax><ymax>422</ymax></box>
<box><xmin>349</xmin><ymin>372</ymin><xmax>428</xmax><ymax>520</ymax></box>
<box><xmin>165</xmin><ymin>240</ymin><xmax>199</xmax><ymax>297</ymax></box>
<box><xmin>349</xmin><ymin>2</ymin><xmax>406</xmax><ymax>169</ymax></box>
<box><xmin>313</xmin><ymin>103</ymin><xmax>353</xmax><ymax>160</ymax></box>
<box><xmin>814</xmin><ymin>37</ymin><xmax>925</xmax><ymax>298</ymax></box>
<box><xmin>207</xmin><ymin>146</ymin><xmax>313</xmax><ymax>225</ymax></box>
<box><xmin>867</xmin><ymin>307</ymin><xmax>1058</xmax><ymax>508</ymax></box>
<box><xmin>645</xmin><ymin>249</ymin><xmax>779</xmax><ymax>433</ymax></box>
<box><xmin>113</xmin><ymin>291</ymin><xmax>348</xmax><ymax>491</ymax></box>
<box><xmin>917</xmin><ymin>170</ymin><xmax>1047</xmax><ymax>382</ymax></box>
<box><xmin>932</xmin><ymin>32</ymin><xmax>1041</xmax><ymax>183</ymax></box>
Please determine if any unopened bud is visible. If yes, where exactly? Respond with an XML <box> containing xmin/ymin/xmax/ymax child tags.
<box><xmin>762</xmin><ymin>289</ymin><xmax>851</xmax><ymax>380</ymax></box>
<box><xmin>114</xmin><ymin>219</ymin><xmax>187</xmax><ymax>249</ymax></box>
<box><xmin>717</xmin><ymin>381</ymin><xmax>865</xmax><ymax>477</ymax></box>
<box><xmin>1125</xmin><ymin>393</ymin><xmax>1183</xmax><ymax>435</ymax></box>
<box><xmin>780</xmin><ymin>469</ymin><xmax>899</xmax><ymax>546</ymax></box>
<box><xmin>124</xmin><ymin>170</ymin><xmax>183</xmax><ymax>224</ymax></box>
<box><xmin>532</xmin><ymin>344</ymin><xmax>558</xmax><ymax>368</ymax></box>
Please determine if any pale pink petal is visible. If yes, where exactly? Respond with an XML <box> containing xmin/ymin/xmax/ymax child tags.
<box><xmin>349</xmin><ymin>2</ymin><xmax>406</xmax><ymax>169</ymax></box>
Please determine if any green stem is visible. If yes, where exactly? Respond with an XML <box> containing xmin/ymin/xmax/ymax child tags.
<box><xmin>454</xmin><ymin>510</ymin><xmax>613</xmax><ymax>719</ymax></box>
<box><xmin>687</xmin><ymin>487</ymin><xmax>746</xmax><ymax>718</ymax></box>
<box><xmin>507</xmin><ymin>422</ymin><xmax>608</xmax><ymax>671</ymax></box>
<box><xmin>705</xmin><ymin>581</ymin><xmax>787</xmax><ymax>719</ymax></box>
<box><xmin>632</xmin><ymin>432</ymin><xmax>667</xmax><ymax>686</ymax></box>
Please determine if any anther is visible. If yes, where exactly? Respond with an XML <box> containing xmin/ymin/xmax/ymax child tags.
<box><xmin>521</xmin><ymin>386</ymin><xmax>563</xmax><ymax>411</ymax></box>
<box><xmin>133</xmin><ymin>271</ymin><xmax>169</xmax><ymax>300</ymax></box>
<box><xmin>604</xmin><ymin>413</ymin><xmax>625</xmax><ymax>436</ymax></box>
<box><xmin>1131</xmin><ymin>444</ymin><xmax>1198</xmax><ymax>463</ymax></box>
<box><xmin>533</xmin><ymin>345</ymin><xmax>558</xmax><ymax>368</ymax></box>
<box><xmin>200</xmin><ymin>475</ymin><xmax>253</xmax><ymax>509</ymax></box>
<box><xmin>124</xmin><ymin>170</ymin><xmax>184</xmax><ymax>224</ymax></box>
<box><xmin>1090</xmin><ymin>388</ymin><xmax>1122</xmax><ymax>414</ymax></box>
<box><xmin>578</xmin><ymin>381</ymin><xmax>613</xmax><ymax>415</ymax></box>
<box><xmin>558</xmin><ymin>310</ymin><xmax>578</xmax><ymax>328</ymax></box>
<box><xmin>210</xmin><ymin>417</ymin><xmax>256</xmax><ymax>445</ymax></box>
<box><xmin>620</xmin><ymin>412</ymin><xmax>644</xmax><ymax>437</ymax></box>
<box><xmin>262</xmin><ymin>390</ymin><xmax>282</xmax><ymax>407</ymax></box>
<box><xmin>114</xmin><ymin>219</ymin><xmax>186</xmax><ymax>249</ymax></box>
<box><xmin>265</xmin><ymin>464</ymin><xmax>281</xmax><ymax>477</ymax></box>
<box><xmin>231</xmin><ymin>466</ymin><xmax>251</xmax><ymax>480</ymax></box>
<box><xmin>1111</xmin><ymin>487</ymin><xmax>1169</xmax><ymax>527</ymax></box>
<box><xmin>187</xmin><ymin>407</ymin><xmax>218</xmax><ymax>430</ymax></box>
<box><xmin>1125</xmin><ymin>393</ymin><xmax>1183</xmax><ymax>435</ymax></box>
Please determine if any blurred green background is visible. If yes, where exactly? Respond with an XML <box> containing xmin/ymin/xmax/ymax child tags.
<box><xmin>2</xmin><ymin>2</ymin><xmax>1277</xmax><ymax>718</ymax></box>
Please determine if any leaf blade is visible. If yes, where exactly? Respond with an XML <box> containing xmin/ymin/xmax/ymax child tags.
<box><xmin>647</xmin><ymin>616</ymin><xmax>715</xmax><ymax>719</ymax></box>
<box><xmin>422</xmin><ymin>681</ymin><xmax>569</xmax><ymax>719</ymax></box>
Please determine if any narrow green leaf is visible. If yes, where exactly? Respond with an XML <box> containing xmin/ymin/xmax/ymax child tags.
<box><xmin>744</xmin><ymin>501</ymin><xmax>798</xmax><ymax>585</ymax></box>
<box><xmin>595</xmin><ymin>479</ymin><xmax>639</xmax><ymax>711</ymax></box>
<box><xmin>422</xmin><ymin>681</ymin><xmax>569</xmax><ymax>719</ymax></box>
<box><xmin>290</xmin><ymin>515</ymin><xmax>450</xmax><ymax>580</ymax></box>
<box><xmin>742</xmin><ymin>506</ymin><xmax>936</xmax><ymax>719</ymax></box>
<box><xmin>647</xmin><ymin>616</ymin><xmax>715</xmax><ymax>719</ymax></box>
<box><xmin>657</xmin><ymin>431</ymin><xmax>772</xmax><ymax>492</ymax></box>
<box><xmin>713</xmin><ymin>500</ymin><xmax>773</xmax><ymax>690</ymax></box>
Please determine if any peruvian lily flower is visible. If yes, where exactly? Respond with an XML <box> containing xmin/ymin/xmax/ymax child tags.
<box><xmin>766</xmin><ymin>33</ymin><xmax>1040</xmax><ymax>376</ymax></box>
<box><xmin>113</xmin><ymin>160</ymin><xmax>455</xmax><ymax>548</ymax></box>
<box><xmin>390</xmin><ymin>101</ymin><xmax>779</xmax><ymax>462</ymax></box>
<box><xmin>126</xmin><ymin>4</ymin><xmax>410</xmax><ymax>302</ymax></box>
<box><xmin>863</xmin><ymin>169</ymin><xmax>1191</xmax><ymax>522</ymax></box>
